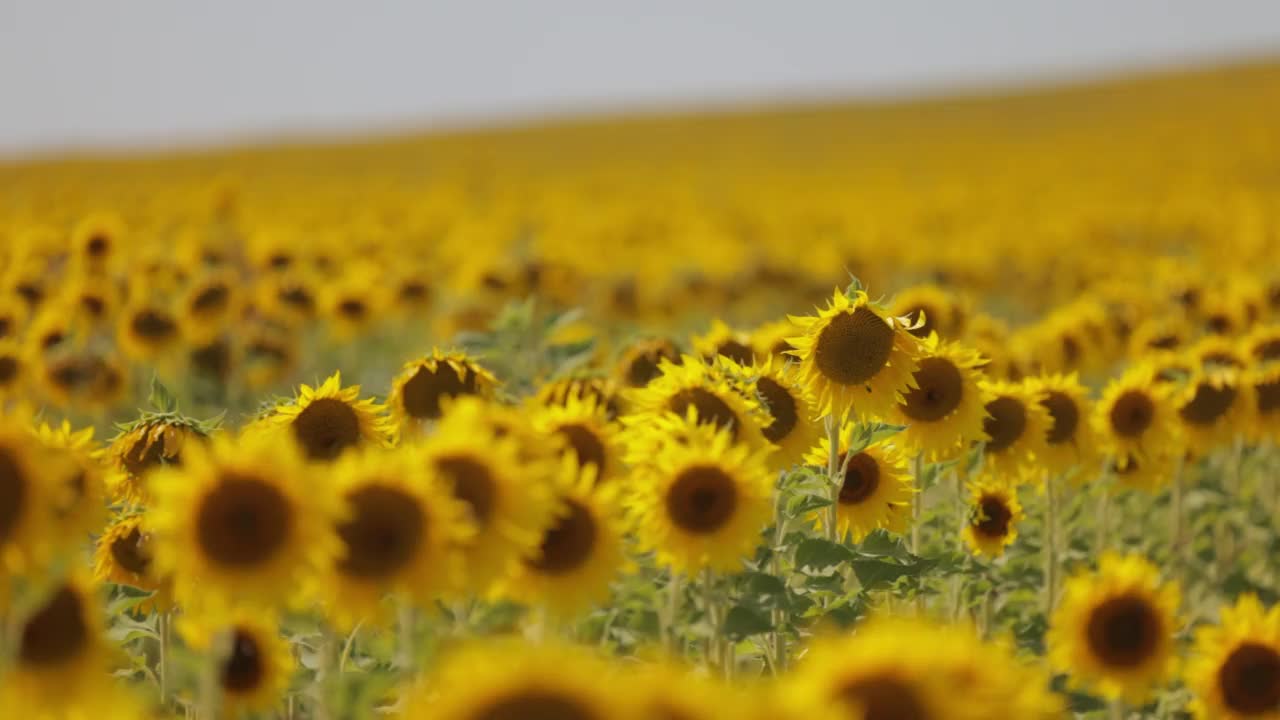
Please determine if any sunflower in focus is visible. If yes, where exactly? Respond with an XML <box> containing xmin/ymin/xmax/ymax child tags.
<box><xmin>1094</xmin><ymin>363</ymin><xmax>1180</xmax><ymax>469</ymax></box>
<box><xmin>961</xmin><ymin>476</ymin><xmax>1023</xmax><ymax>558</ymax></box>
<box><xmin>531</xmin><ymin>388</ymin><xmax>623</xmax><ymax>484</ymax></box>
<box><xmin>261</xmin><ymin>372</ymin><xmax>393</xmax><ymax>462</ymax></box>
<box><xmin>1186</xmin><ymin>593</ymin><xmax>1280</xmax><ymax>720</ymax></box>
<box><xmin>788</xmin><ymin>288</ymin><xmax>921</xmax><ymax>420</ymax></box>
<box><xmin>1048</xmin><ymin>552</ymin><xmax>1180</xmax><ymax>703</ymax></box>
<box><xmin>975</xmin><ymin>379</ymin><xmax>1050</xmax><ymax>478</ymax></box>
<box><xmin>1177</xmin><ymin>367</ymin><xmax>1253</xmax><ymax>458</ymax></box>
<box><xmin>890</xmin><ymin>334</ymin><xmax>990</xmax><ymax>460</ymax></box>
<box><xmin>388</xmin><ymin>349</ymin><xmax>499</xmax><ymax>427</ymax></box>
<box><xmin>630</xmin><ymin>422</ymin><xmax>774</xmax><ymax>573</ymax></box>
<box><xmin>616</xmin><ymin>337</ymin><xmax>681</xmax><ymax>388</ymax></box>
<box><xmin>804</xmin><ymin>429</ymin><xmax>913</xmax><ymax>542</ymax></box>
<box><xmin>92</xmin><ymin>512</ymin><xmax>172</xmax><ymax>613</ymax></box>
<box><xmin>147</xmin><ymin>431</ymin><xmax>339</xmax><ymax>614</ymax></box>
<box><xmin>106</xmin><ymin>417</ymin><xmax>200</xmax><ymax>506</ymax></box>
<box><xmin>693</xmin><ymin>318</ymin><xmax>758</xmax><ymax>366</ymax></box>
<box><xmin>623</xmin><ymin>355</ymin><xmax>771</xmax><ymax>452</ymax></box>
<box><xmin>180</xmin><ymin>613</ymin><xmax>294</xmax><ymax>716</ymax></box>
<box><xmin>321</xmin><ymin>446</ymin><xmax>472</xmax><ymax>628</ymax></box>
<box><xmin>1026</xmin><ymin>373</ymin><xmax>1097</xmax><ymax>478</ymax></box>
<box><xmin>719</xmin><ymin>354</ymin><xmax>822</xmax><ymax>470</ymax></box>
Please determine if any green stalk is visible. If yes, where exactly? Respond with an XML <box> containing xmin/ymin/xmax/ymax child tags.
<box><xmin>663</xmin><ymin>571</ymin><xmax>683</xmax><ymax>658</ymax></box>
<box><xmin>158</xmin><ymin>611</ymin><xmax>171</xmax><ymax>707</ymax></box>
<box><xmin>701</xmin><ymin>567</ymin><xmax>722</xmax><ymax>676</ymax></box>
<box><xmin>1044</xmin><ymin>474</ymin><xmax>1058</xmax><ymax>615</ymax></box>
<box><xmin>824</xmin><ymin>415</ymin><xmax>841</xmax><ymax>541</ymax></box>
<box><xmin>397</xmin><ymin>601</ymin><xmax>417</xmax><ymax>671</ymax></box>
<box><xmin>769</xmin><ymin>473</ymin><xmax>789</xmax><ymax>673</ymax></box>
<box><xmin>1170</xmin><ymin>456</ymin><xmax>1185</xmax><ymax>585</ymax></box>
<box><xmin>912</xmin><ymin>452</ymin><xmax>925</xmax><ymax>614</ymax></box>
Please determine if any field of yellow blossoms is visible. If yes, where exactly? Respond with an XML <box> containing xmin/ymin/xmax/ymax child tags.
<box><xmin>2</xmin><ymin>59</ymin><xmax>1280</xmax><ymax>719</ymax></box>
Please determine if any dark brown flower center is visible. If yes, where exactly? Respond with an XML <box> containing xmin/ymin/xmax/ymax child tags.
<box><xmin>838</xmin><ymin>452</ymin><xmax>881</xmax><ymax>505</ymax></box>
<box><xmin>130</xmin><ymin>309</ymin><xmax>177</xmax><ymax>341</ymax></box>
<box><xmin>190</xmin><ymin>340</ymin><xmax>233</xmax><ymax>381</ymax></box>
<box><xmin>196</xmin><ymin>475</ymin><xmax>292</xmax><ymax>568</ymax></box>
<box><xmin>475</xmin><ymin>691</ymin><xmax>598</xmax><ymax>720</ymax></box>
<box><xmin>337</xmin><ymin>299</ymin><xmax>367</xmax><ymax>320</ymax></box>
<box><xmin>667</xmin><ymin>388</ymin><xmax>741</xmax><ymax>440</ymax></box>
<box><xmin>399</xmin><ymin>280</ymin><xmax>429</xmax><ymax>303</ymax></box>
<box><xmin>900</xmin><ymin>357</ymin><xmax>963</xmax><ymax>422</ymax></box>
<box><xmin>110</xmin><ymin>526</ymin><xmax>152</xmax><ymax>574</ymax></box>
<box><xmin>624</xmin><ymin>343</ymin><xmax>678</xmax><ymax>388</ymax></box>
<box><xmin>337</xmin><ymin>485</ymin><xmax>425</xmax><ymax>579</ymax></box>
<box><xmin>1257</xmin><ymin>380</ymin><xmax>1280</xmax><ymax>414</ymax></box>
<box><xmin>121</xmin><ymin>429</ymin><xmax>179</xmax><ymax>477</ymax></box>
<box><xmin>528</xmin><ymin>498</ymin><xmax>597</xmax><ymax>575</ymax></box>
<box><xmin>221</xmin><ymin>629</ymin><xmax>266</xmax><ymax>693</ymax></box>
<box><xmin>436</xmin><ymin>456</ymin><xmax>497</xmax><ymax>527</ymax></box>
<box><xmin>19</xmin><ymin>586</ymin><xmax>89</xmax><ymax>666</ymax></box>
<box><xmin>1254</xmin><ymin>339</ymin><xmax>1280</xmax><ymax>362</ymax></box>
<box><xmin>191</xmin><ymin>284</ymin><xmax>230</xmax><ymax>314</ymax></box>
<box><xmin>1041</xmin><ymin>391</ymin><xmax>1079</xmax><ymax>445</ymax></box>
<box><xmin>814</xmin><ymin>307</ymin><xmax>896</xmax><ymax>386</ymax></box>
<box><xmin>86</xmin><ymin>234</ymin><xmax>109</xmax><ymax>256</ymax></box>
<box><xmin>973</xmin><ymin>496</ymin><xmax>1012</xmax><ymax>538</ymax></box>
<box><xmin>1206</xmin><ymin>314</ymin><xmax>1233</xmax><ymax>335</ymax></box>
<box><xmin>757</xmin><ymin>376</ymin><xmax>799</xmax><ymax>443</ymax></box>
<box><xmin>1062</xmin><ymin>335</ymin><xmax>1082</xmax><ymax>368</ymax></box>
<box><xmin>292</xmin><ymin>397</ymin><xmax>362</xmax><ymax>461</ymax></box>
<box><xmin>1109</xmin><ymin>390</ymin><xmax>1155</xmax><ymax>438</ymax></box>
<box><xmin>0</xmin><ymin>447</ymin><xmax>28</xmax><ymax>544</ymax></box>
<box><xmin>0</xmin><ymin>355</ymin><xmax>18</xmax><ymax>384</ymax></box>
<box><xmin>278</xmin><ymin>286</ymin><xmax>315</xmax><ymax>314</ymax></box>
<box><xmin>1148</xmin><ymin>334</ymin><xmax>1181</xmax><ymax>351</ymax></box>
<box><xmin>1179</xmin><ymin>383</ymin><xmax>1237</xmax><ymax>425</ymax></box>
<box><xmin>713</xmin><ymin>340</ymin><xmax>755</xmax><ymax>366</ymax></box>
<box><xmin>666</xmin><ymin>465</ymin><xmax>738</xmax><ymax>533</ymax></box>
<box><xmin>1086</xmin><ymin>594</ymin><xmax>1161</xmax><ymax>668</ymax></box>
<box><xmin>838</xmin><ymin>673</ymin><xmax>929</xmax><ymax>720</ymax></box>
<box><xmin>983</xmin><ymin>396</ymin><xmax>1027</xmax><ymax>452</ymax></box>
<box><xmin>556</xmin><ymin>424</ymin><xmax>607</xmax><ymax>475</ymax></box>
<box><xmin>1218</xmin><ymin>641</ymin><xmax>1280</xmax><ymax>715</ymax></box>
<box><xmin>401</xmin><ymin>363</ymin><xmax>478</xmax><ymax>421</ymax></box>
<box><xmin>81</xmin><ymin>294</ymin><xmax>106</xmax><ymax>318</ymax></box>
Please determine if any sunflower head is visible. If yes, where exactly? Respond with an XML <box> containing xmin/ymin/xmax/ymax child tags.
<box><xmin>693</xmin><ymin>319</ymin><xmax>759</xmax><ymax>366</ymax></box>
<box><xmin>622</xmin><ymin>355</ymin><xmax>772</xmax><ymax>454</ymax></box>
<box><xmin>803</xmin><ymin>426</ymin><xmax>913</xmax><ymax>542</ymax></box>
<box><xmin>179</xmin><ymin>270</ymin><xmax>240</xmax><ymax>345</ymax></box>
<box><xmin>537</xmin><ymin>375</ymin><xmax>623</xmax><ymax>420</ymax></box>
<box><xmin>92</xmin><ymin>512</ymin><xmax>171</xmax><ymax>613</ymax></box>
<box><xmin>531</xmin><ymin>387</ymin><xmax>623</xmax><ymax>484</ymax></box>
<box><xmin>261</xmin><ymin>371</ymin><xmax>394</xmax><ymax>462</ymax></box>
<box><xmin>1025</xmin><ymin>373</ymin><xmax>1098</xmax><ymax>479</ymax></box>
<box><xmin>1176</xmin><ymin>367</ymin><xmax>1253</xmax><ymax>456</ymax></box>
<box><xmin>718</xmin><ymin>353</ymin><xmax>822</xmax><ymax>471</ymax></box>
<box><xmin>1049</xmin><ymin>552</ymin><xmax>1181</xmax><ymax>703</ymax></box>
<box><xmin>1187</xmin><ymin>593</ymin><xmax>1280</xmax><ymax>720</ymax></box>
<box><xmin>616</xmin><ymin>337</ymin><xmax>681</xmax><ymax>388</ymax></box>
<box><xmin>787</xmin><ymin>288</ymin><xmax>922</xmax><ymax>420</ymax></box>
<box><xmin>70</xmin><ymin>212</ymin><xmax>123</xmax><ymax>273</ymax></box>
<box><xmin>29</xmin><ymin>418</ymin><xmax>107</xmax><ymax>547</ymax></box>
<box><xmin>1245</xmin><ymin>324</ymin><xmax>1280</xmax><ymax>368</ymax></box>
<box><xmin>1094</xmin><ymin>363</ymin><xmax>1180</xmax><ymax>468</ymax></box>
<box><xmin>750</xmin><ymin>318</ymin><xmax>800</xmax><ymax>362</ymax></box>
<box><xmin>107</xmin><ymin>417</ymin><xmax>202</xmax><ymax>506</ymax></box>
<box><xmin>180</xmin><ymin>612</ymin><xmax>295</xmax><ymax>715</ymax></box>
<box><xmin>961</xmin><ymin>476</ymin><xmax>1023</xmax><ymax>558</ymax></box>
<box><xmin>892</xmin><ymin>334</ymin><xmax>991</xmax><ymax>460</ymax></box>
<box><xmin>0</xmin><ymin>339</ymin><xmax>25</xmax><ymax>397</ymax></box>
<box><xmin>117</xmin><ymin>301</ymin><xmax>181</xmax><ymax>361</ymax></box>
<box><xmin>389</xmin><ymin>349</ymin><xmax>500</xmax><ymax>428</ymax></box>
<box><xmin>890</xmin><ymin>284</ymin><xmax>966</xmax><ymax>339</ymax></box>
<box><xmin>0</xmin><ymin>422</ymin><xmax>66</xmax><ymax>572</ymax></box>
<box><xmin>974</xmin><ymin>379</ymin><xmax>1051</xmax><ymax>478</ymax></box>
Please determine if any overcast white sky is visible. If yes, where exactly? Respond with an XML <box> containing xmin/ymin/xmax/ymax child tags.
<box><xmin>1</xmin><ymin>1</ymin><xmax>1279</xmax><ymax>155</ymax></box>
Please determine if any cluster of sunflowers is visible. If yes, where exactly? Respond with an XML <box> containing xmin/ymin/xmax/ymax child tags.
<box><xmin>3</xmin><ymin>60</ymin><xmax>1280</xmax><ymax>719</ymax></box>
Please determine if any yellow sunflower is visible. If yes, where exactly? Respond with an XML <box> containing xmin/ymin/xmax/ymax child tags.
<box><xmin>1177</xmin><ymin>367</ymin><xmax>1253</xmax><ymax>458</ymax></box>
<box><xmin>622</xmin><ymin>355</ymin><xmax>771</xmax><ymax>452</ymax></box>
<box><xmin>401</xmin><ymin>639</ymin><xmax>637</xmax><ymax>720</ymax></box>
<box><xmin>536</xmin><ymin>375</ymin><xmax>623</xmax><ymax>420</ymax></box>
<box><xmin>261</xmin><ymin>371</ymin><xmax>394</xmax><ymax>462</ymax></box>
<box><xmin>0</xmin><ymin>422</ymin><xmax>62</xmax><ymax>572</ymax></box>
<box><xmin>717</xmin><ymin>354</ymin><xmax>823</xmax><ymax>471</ymax></box>
<box><xmin>693</xmin><ymin>318</ymin><xmax>759</xmax><ymax>366</ymax></box>
<box><xmin>750</xmin><ymin>318</ymin><xmax>800</xmax><ymax>362</ymax></box>
<box><xmin>803</xmin><ymin>428</ymin><xmax>913</xmax><ymax>542</ymax></box>
<box><xmin>890</xmin><ymin>334</ymin><xmax>990</xmax><ymax>460</ymax></box>
<box><xmin>1249</xmin><ymin>364</ymin><xmax>1280</xmax><ymax>445</ymax></box>
<box><xmin>1129</xmin><ymin>317</ymin><xmax>1187</xmax><ymax>357</ymax></box>
<box><xmin>1187</xmin><ymin>593</ymin><xmax>1280</xmax><ymax>720</ymax></box>
<box><xmin>1109</xmin><ymin>451</ymin><xmax>1177</xmax><ymax>493</ymax></box>
<box><xmin>0</xmin><ymin>295</ymin><xmax>26</xmax><ymax>341</ymax></box>
<box><xmin>1245</xmin><ymin>324</ymin><xmax>1280</xmax><ymax>367</ymax></box>
<box><xmin>70</xmin><ymin>212</ymin><xmax>123</xmax><ymax>275</ymax></box>
<box><xmin>1026</xmin><ymin>373</ymin><xmax>1098</xmax><ymax>478</ymax></box>
<box><xmin>531</xmin><ymin>388</ymin><xmax>624</xmax><ymax>485</ymax></box>
<box><xmin>497</xmin><ymin>458</ymin><xmax>627</xmax><ymax>619</ymax></box>
<box><xmin>116</xmin><ymin>300</ymin><xmax>182</xmax><ymax>361</ymax></box>
<box><xmin>633</xmin><ymin>662</ymin><xmax>753</xmax><ymax>720</ymax></box>
<box><xmin>29</xmin><ymin>418</ymin><xmax>107</xmax><ymax>547</ymax></box>
<box><xmin>180</xmin><ymin>612</ymin><xmax>295</xmax><ymax>716</ymax></box>
<box><xmin>889</xmin><ymin>283</ymin><xmax>965</xmax><ymax>339</ymax></box>
<box><xmin>961</xmin><ymin>476</ymin><xmax>1024</xmax><ymax>558</ymax></box>
<box><xmin>0</xmin><ymin>338</ymin><xmax>25</xmax><ymax>399</ymax></box>
<box><xmin>147</xmin><ymin>431</ymin><xmax>340</xmax><ymax>615</ymax></box>
<box><xmin>320</xmin><ymin>263</ymin><xmax>390</xmax><ymax>340</ymax></box>
<box><xmin>321</xmin><ymin>446</ymin><xmax>472</xmax><ymax>629</ymax></box>
<box><xmin>1094</xmin><ymin>363</ymin><xmax>1181</xmax><ymax>469</ymax></box>
<box><xmin>788</xmin><ymin>288</ymin><xmax>921</xmax><ymax>420</ymax></box>
<box><xmin>1192</xmin><ymin>334</ymin><xmax>1248</xmax><ymax>371</ymax></box>
<box><xmin>975</xmin><ymin>379</ymin><xmax>1051</xmax><ymax>479</ymax></box>
<box><xmin>105</xmin><ymin>417</ymin><xmax>200</xmax><ymax>506</ymax></box>
<box><xmin>630</xmin><ymin>423</ymin><xmax>774</xmax><ymax>573</ymax></box>
<box><xmin>92</xmin><ymin>512</ymin><xmax>173</xmax><ymax>613</ymax></box>
<box><xmin>178</xmin><ymin>270</ymin><xmax>240</xmax><ymax>345</ymax></box>
<box><xmin>388</xmin><ymin>349</ymin><xmax>500</xmax><ymax>427</ymax></box>
<box><xmin>615</xmin><ymin>336</ymin><xmax>682</xmax><ymax>388</ymax></box>
<box><xmin>1048</xmin><ymin>552</ymin><xmax>1181</xmax><ymax>703</ymax></box>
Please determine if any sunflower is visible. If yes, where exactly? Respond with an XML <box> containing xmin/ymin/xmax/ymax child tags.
<box><xmin>803</xmin><ymin>428</ymin><xmax>913</xmax><ymax>542</ymax></box>
<box><xmin>180</xmin><ymin>613</ymin><xmax>295</xmax><ymax>716</ymax></box>
<box><xmin>890</xmin><ymin>334</ymin><xmax>990</xmax><ymax>460</ymax></box>
<box><xmin>961</xmin><ymin>476</ymin><xmax>1023</xmax><ymax>558</ymax></box>
<box><xmin>1190</xmin><ymin>335</ymin><xmax>1249</xmax><ymax>371</ymax></box>
<box><xmin>497</xmin><ymin>458</ymin><xmax>627</xmax><ymax>619</ymax></box>
<box><xmin>616</xmin><ymin>336</ymin><xmax>681</xmax><ymax>388</ymax></box>
<box><xmin>974</xmin><ymin>379</ymin><xmax>1050</xmax><ymax>479</ymax></box>
<box><xmin>262</xmin><ymin>372</ymin><xmax>394</xmax><ymax>462</ymax></box>
<box><xmin>0</xmin><ymin>338</ymin><xmax>26</xmax><ymax>399</ymax></box>
<box><xmin>147</xmin><ymin>431</ymin><xmax>339</xmax><ymax>615</ymax></box>
<box><xmin>0</xmin><ymin>422</ymin><xmax>62</xmax><ymax>572</ymax></box>
<box><xmin>634</xmin><ymin>662</ymin><xmax>751</xmax><ymax>720</ymax></box>
<box><xmin>69</xmin><ymin>273</ymin><xmax>119</xmax><ymax>329</ymax></box>
<box><xmin>178</xmin><ymin>270</ymin><xmax>240</xmax><ymax>345</ymax></box>
<box><xmin>536</xmin><ymin>375</ymin><xmax>623</xmax><ymax>420</ymax></box>
<box><xmin>70</xmin><ymin>212</ymin><xmax>122</xmax><ymax>275</ymax></box>
<box><xmin>117</xmin><ymin>301</ymin><xmax>182</xmax><ymax>361</ymax></box>
<box><xmin>420</xmin><ymin>397</ymin><xmax>556</xmax><ymax>592</ymax></box>
<box><xmin>402</xmin><ymin>639</ymin><xmax>635</xmax><ymax>720</ymax></box>
<box><xmin>1026</xmin><ymin>373</ymin><xmax>1098</xmax><ymax>478</ymax></box>
<box><xmin>106</xmin><ymin>417</ymin><xmax>200</xmax><ymax>506</ymax></box>
<box><xmin>388</xmin><ymin>349</ymin><xmax>500</xmax><ymax>427</ymax></box>
<box><xmin>0</xmin><ymin>295</ymin><xmax>26</xmax><ymax>341</ymax></box>
<box><xmin>259</xmin><ymin>270</ymin><xmax>320</xmax><ymax>324</ymax></box>
<box><xmin>788</xmin><ymin>288</ymin><xmax>921</xmax><ymax>420</ymax></box>
<box><xmin>1177</xmin><ymin>367</ymin><xmax>1253</xmax><ymax>458</ymax></box>
<box><xmin>622</xmin><ymin>355</ymin><xmax>771</xmax><ymax>452</ymax></box>
<box><xmin>1109</xmin><ymin>451</ymin><xmax>1177</xmax><ymax>493</ymax></box>
<box><xmin>30</xmin><ymin>418</ymin><xmax>107</xmax><ymax>546</ymax></box>
<box><xmin>1129</xmin><ymin>318</ymin><xmax>1187</xmax><ymax>356</ymax></box>
<box><xmin>1094</xmin><ymin>363</ymin><xmax>1181</xmax><ymax>468</ymax></box>
<box><xmin>320</xmin><ymin>264</ymin><xmax>389</xmax><ymax>339</ymax></box>
<box><xmin>92</xmin><ymin>512</ymin><xmax>173</xmax><ymax>613</ymax></box>
<box><xmin>1245</xmin><ymin>324</ymin><xmax>1280</xmax><ymax>367</ymax></box>
<box><xmin>693</xmin><ymin>318</ymin><xmax>758</xmax><ymax>366</ymax></box>
<box><xmin>631</xmin><ymin>423</ymin><xmax>774</xmax><ymax>573</ymax></box>
<box><xmin>321</xmin><ymin>446</ymin><xmax>472</xmax><ymax>628</ymax></box>
<box><xmin>750</xmin><ymin>318</ymin><xmax>800</xmax><ymax>361</ymax></box>
<box><xmin>890</xmin><ymin>284</ymin><xmax>964</xmax><ymax>339</ymax></box>
<box><xmin>1187</xmin><ymin>594</ymin><xmax>1280</xmax><ymax>720</ymax></box>
<box><xmin>1048</xmin><ymin>552</ymin><xmax>1181</xmax><ymax>703</ymax></box>
<box><xmin>719</xmin><ymin>354</ymin><xmax>822</xmax><ymax>470</ymax></box>
<box><xmin>531</xmin><ymin>388</ymin><xmax>624</xmax><ymax>484</ymax></box>
<box><xmin>1250</xmin><ymin>364</ymin><xmax>1280</xmax><ymax>445</ymax></box>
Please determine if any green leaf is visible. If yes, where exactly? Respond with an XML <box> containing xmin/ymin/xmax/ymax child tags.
<box><xmin>722</xmin><ymin>605</ymin><xmax>773</xmax><ymax>640</ymax></box>
<box><xmin>843</xmin><ymin>273</ymin><xmax>865</xmax><ymax>298</ymax></box>
<box><xmin>824</xmin><ymin>597</ymin><xmax>866</xmax><ymax>628</ymax></box>
<box><xmin>740</xmin><ymin>572</ymin><xmax>787</xmax><ymax>599</ymax></box>
<box><xmin>850</xmin><ymin>557</ymin><xmax>937</xmax><ymax>590</ymax></box>
<box><xmin>857</xmin><ymin>529</ymin><xmax>908</xmax><ymax>559</ymax></box>
<box><xmin>786</xmin><ymin>491</ymin><xmax>833</xmax><ymax>517</ymax></box>
<box><xmin>795</xmin><ymin>538</ymin><xmax>854</xmax><ymax>572</ymax></box>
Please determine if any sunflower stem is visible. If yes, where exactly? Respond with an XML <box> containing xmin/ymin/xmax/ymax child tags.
<box><xmin>197</xmin><ymin>629</ymin><xmax>228</xmax><ymax>720</ymax></box>
<box><xmin>1109</xmin><ymin>698</ymin><xmax>1126</xmax><ymax>720</ymax></box>
<box><xmin>313</xmin><ymin>629</ymin><xmax>336</xmax><ymax>720</ymax></box>
<box><xmin>1169</xmin><ymin>456</ymin><xmax>1185</xmax><ymax>585</ymax></box>
<box><xmin>1044</xmin><ymin>474</ymin><xmax>1058</xmax><ymax>615</ymax></box>
<box><xmin>396</xmin><ymin>601</ymin><xmax>416</xmax><ymax>672</ymax></box>
<box><xmin>663</xmin><ymin>571</ymin><xmax>683</xmax><ymax>658</ymax></box>
<box><xmin>158</xmin><ymin>611</ymin><xmax>171</xmax><ymax>706</ymax></box>
<box><xmin>701</xmin><ymin>567</ymin><xmax>722</xmax><ymax>675</ymax></box>
<box><xmin>911</xmin><ymin>451</ymin><xmax>925</xmax><ymax>615</ymax></box>
<box><xmin>1096</xmin><ymin>484</ymin><xmax>1110</xmax><ymax>553</ymax></box>
<box><xmin>824</xmin><ymin>415</ymin><xmax>841</xmax><ymax>542</ymax></box>
<box><xmin>769</xmin><ymin>473</ymin><xmax>789</xmax><ymax>673</ymax></box>
<box><xmin>339</xmin><ymin>619</ymin><xmax>364</xmax><ymax>674</ymax></box>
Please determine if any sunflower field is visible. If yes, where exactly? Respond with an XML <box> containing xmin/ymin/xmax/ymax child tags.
<box><xmin>2</xmin><ymin>60</ymin><xmax>1280</xmax><ymax>720</ymax></box>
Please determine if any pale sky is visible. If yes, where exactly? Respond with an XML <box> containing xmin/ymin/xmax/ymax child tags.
<box><xmin>1</xmin><ymin>1</ymin><xmax>1279</xmax><ymax>156</ymax></box>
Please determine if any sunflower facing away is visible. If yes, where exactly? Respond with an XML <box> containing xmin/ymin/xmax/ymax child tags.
<box><xmin>787</xmin><ymin>288</ymin><xmax>921</xmax><ymax>421</ymax></box>
<box><xmin>147</xmin><ymin>431</ymin><xmax>339</xmax><ymax>615</ymax></box>
<box><xmin>961</xmin><ymin>476</ymin><xmax>1024</xmax><ymax>559</ymax></box>
<box><xmin>890</xmin><ymin>333</ymin><xmax>990</xmax><ymax>460</ymax></box>
<box><xmin>388</xmin><ymin>349</ymin><xmax>499</xmax><ymax>427</ymax></box>
<box><xmin>1186</xmin><ymin>593</ymin><xmax>1280</xmax><ymax>720</ymax></box>
<box><xmin>261</xmin><ymin>371</ymin><xmax>394</xmax><ymax>462</ymax></box>
<box><xmin>92</xmin><ymin>512</ymin><xmax>172</xmax><ymax>614</ymax></box>
<box><xmin>106</xmin><ymin>416</ymin><xmax>199</xmax><ymax>506</ymax></box>
<box><xmin>180</xmin><ymin>612</ymin><xmax>295</xmax><ymax>716</ymax></box>
<box><xmin>1049</xmin><ymin>552</ymin><xmax>1181</xmax><ymax>703</ymax></box>
<box><xmin>719</xmin><ymin>354</ymin><xmax>822</xmax><ymax>471</ymax></box>
<box><xmin>531</xmin><ymin>386</ymin><xmax>624</xmax><ymax>485</ymax></box>
<box><xmin>803</xmin><ymin>428</ymin><xmax>913</xmax><ymax>542</ymax></box>
<box><xmin>630</xmin><ymin>422</ymin><xmax>774</xmax><ymax>573</ymax></box>
<box><xmin>622</xmin><ymin>355</ymin><xmax>771</xmax><ymax>453</ymax></box>
<box><xmin>975</xmin><ymin>378</ymin><xmax>1051</xmax><ymax>479</ymax></box>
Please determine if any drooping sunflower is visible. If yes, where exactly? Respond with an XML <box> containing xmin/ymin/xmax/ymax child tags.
<box><xmin>261</xmin><ymin>372</ymin><xmax>394</xmax><ymax>462</ymax></box>
<box><xmin>615</xmin><ymin>336</ymin><xmax>681</xmax><ymax>388</ymax></box>
<box><xmin>693</xmin><ymin>318</ymin><xmax>758</xmax><ymax>366</ymax></box>
<box><xmin>536</xmin><ymin>375</ymin><xmax>623</xmax><ymax>420</ymax></box>
<box><xmin>622</xmin><ymin>355</ymin><xmax>771</xmax><ymax>452</ymax></box>
<box><xmin>803</xmin><ymin>428</ymin><xmax>913</xmax><ymax>542</ymax></box>
<box><xmin>497</xmin><ymin>458</ymin><xmax>627</xmax><ymax>619</ymax></box>
<box><xmin>147</xmin><ymin>431</ymin><xmax>339</xmax><ymax>615</ymax></box>
<box><xmin>1186</xmin><ymin>593</ymin><xmax>1280</xmax><ymax>720</ymax></box>
<box><xmin>890</xmin><ymin>334</ymin><xmax>990</xmax><ymax>460</ymax></box>
<box><xmin>719</xmin><ymin>354</ymin><xmax>822</xmax><ymax>470</ymax></box>
<box><xmin>531</xmin><ymin>388</ymin><xmax>624</xmax><ymax>485</ymax></box>
<box><xmin>321</xmin><ymin>446</ymin><xmax>472</xmax><ymax>628</ymax></box>
<box><xmin>402</xmin><ymin>639</ymin><xmax>636</xmax><ymax>720</ymax></box>
<box><xmin>180</xmin><ymin>613</ymin><xmax>295</xmax><ymax>717</ymax></box>
<box><xmin>961</xmin><ymin>476</ymin><xmax>1024</xmax><ymax>558</ymax></box>
<box><xmin>1094</xmin><ymin>363</ymin><xmax>1181</xmax><ymax>468</ymax></box>
<box><xmin>1026</xmin><ymin>373</ymin><xmax>1098</xmax><ymax>478</ymax></box>
<box><xmin>92</xmin><ymin>512</ymin><xmax>172</xmax><ymax>613</ymax></box>
<box><xmin>106</xmin><ymin>416</ymin><xmax>202</xmax><ymax>506</ymax></box>
<box><xmin>0</xmin><ymin>422</ymin><xmax>61</xmax><ymax>572</ymax></box>
<box><xmin>420</xmin><ymin>397</ymin><xmax>556</xmax><ymax>593</ymax></box>
<box><xmin>1048</xmin><ymin>552</ymin><xmax>1181</xmax><ymax>703</ymax></box>
<box><xmin>388</xmin><ymin>349</ymin><xmax>499</xmax><ymax>427</ymax></box>
<box><xmin>975</xmin><ymin>379</ymin><xmax>1051</xmax><ymax>479</ymax></box>
<box><xmin>1177</xmin><ymin>367</ymin><xmax>1253</xmax><ymax>458</ymax></box>
<box><xmin>631</xmin><ymin>423</ymin><xmax>774</xmax><ymax>573</ymax></box>
<box><xmin>788</xmin><ymin>288</ymin><xmax>921</xmax><ymax>420</ymax></box>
